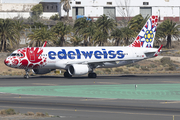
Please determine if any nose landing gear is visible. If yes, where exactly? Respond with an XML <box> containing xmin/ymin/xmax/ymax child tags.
<box><xmin>24</xmin><ymin>69</ymin><xmax>30</xmax><ymax>79</ymax></box>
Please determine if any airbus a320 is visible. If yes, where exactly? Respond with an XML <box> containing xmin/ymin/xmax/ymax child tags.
<box><xmin>4</xmin><ymin>15</ymin><xmax>162</xmax><ymax>79</ymax></box>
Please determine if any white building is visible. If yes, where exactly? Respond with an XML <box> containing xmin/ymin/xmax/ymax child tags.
<box><xmin>0</xmin><ymin>0</ymin><xmax>179</xmax><ymax>22</ymax></box>
<box><xmin>0</xmin><ymin>0</ymin><xmax>59</xmax><ymax>19</ymax></box>
<box><xmin>61</xmin><ymin>0</ymin><xmax>180</xmax><ymax>22</ymax></box>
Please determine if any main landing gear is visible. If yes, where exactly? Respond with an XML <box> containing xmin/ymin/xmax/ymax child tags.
<box><xmin>24</xmin><ymin>69</ymin><xmax>30</xmax><ymax>79</ymax></box>
<box><xmin>88</xmin><ymin>72</ymin><xmax>97</xmax><ymax>78</ymax></box>
<box><xmin>64</xmin><ymin>71</ymin><xmax>72</xmax><ymax>78</ymax></box>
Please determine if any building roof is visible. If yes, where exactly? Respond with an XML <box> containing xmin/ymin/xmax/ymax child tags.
<box><xmin>1</xmin><ymin>0</ymin><xmax>43</xmax><ymax>3</ymax></box>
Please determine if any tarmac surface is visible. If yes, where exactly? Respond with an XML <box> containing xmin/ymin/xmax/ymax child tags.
<box><xmin>0</xmin><ymin>75</ymin><xmax>180</xmax><ymax>120</ymax></box>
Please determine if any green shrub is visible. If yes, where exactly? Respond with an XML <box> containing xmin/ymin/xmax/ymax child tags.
<box><xmin>103</xmin><ymin>68</ymin><xmax>111</xmax><ymax>74</ymax></box>
<box><xmin>50</xmin><ymin>14</ymin><xmax>60</xmax><ymax>20</ymax></box>
<box><xmin>27</xmin><ymin>112</ymin><xmax>34</xmax><ymax>116</ymax></box>
<box><xmin>168</xmin><ymin>65</ymin><xmax>176</xmax><ymax>71</ymax></box>
<box><xmin>95</xmin><ymin>70</ymin><xmax>103</xmax><ymax>75</ymax></box>
<box><xmin>114</xmin><ymin>68</ymin><xmax>123</xmax><ymax>72</ymax></box>
<box><xmin>123</xmin><ymin>70</ymin><xmax>129</xmax><ymax>74</ymax></box>
<box><xmin>0</xmin><ymin>109</ymin><xmax>6</xmax><ymax>115</ymax></box>
<box><xmin>149</xmin><ymin>64</ymin><xmax>156</xmax><ymax>68</ymax></box>
<box><xmin>126</xmin><ymin>63</ymin><xmax>140</xmax><ymax>68</ymax></box>
<box><xmin>141</xmin><ymin>66</ymin><xmax>149</xmax><ymax>71</ymax></box>
<box><xmin>5</xmin><ymin>108</ymin><xmax>16</xmax><ymax>115</ymax></box>
<box><xmin>160</xmin><ymin>57</ymin><xmax>172</xmax><ymax>66</ymax></box>
<box><xmin>134</xmin><ymin>64</ymin><xmax>140</xmax><ymax>68</ymax></box>
<box><xmin>45</xmin><ymin>112</ymin><xmax>49</xmax><ymax>117</ymax></box>
<box><xmin>36</xmin><ymin>112</ymin><xmax>45</xmax><ymax>117</ymax></box>
<box><xmin>126</xmin><ymin>64</ymin><xmax>133</xmax><ymax>67</ymax></box>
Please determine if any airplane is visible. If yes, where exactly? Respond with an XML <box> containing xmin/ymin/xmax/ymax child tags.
<box><xmin>4</xmin><ymin>15</ymin><xmax>162</xmax><ymax>79</ymax></box>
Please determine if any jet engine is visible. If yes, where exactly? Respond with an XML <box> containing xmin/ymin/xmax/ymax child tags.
<box><xmin>32</xmin><ymin>69</ymin><xmax>54</xmax><ymax>74</ymax></box>
<box><xmin>68</xmin><ymin>64</ymin><xmax>89</xmax><ymax>75</ymax></box>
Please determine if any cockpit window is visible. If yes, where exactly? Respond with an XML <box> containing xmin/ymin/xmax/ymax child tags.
<box><xmin>11</xmin><ymin>53</ymin><xmax>17</xmax><ymax>56</ymax></box>
<box><xmin>10</xmin><ymin>53</ymin><xmax>24</xmax><ymax>57</ymax></box>
<box><xmin>20</xmin><ymin>53</ymin><xmax>24</xmax><ymax>57</ymax></box>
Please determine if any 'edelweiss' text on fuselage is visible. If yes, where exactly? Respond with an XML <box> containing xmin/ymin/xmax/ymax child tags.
<box><xmin>48</xmin><ymin>49</ymin><xmax>125</xmax><ymax>60</ymax></box>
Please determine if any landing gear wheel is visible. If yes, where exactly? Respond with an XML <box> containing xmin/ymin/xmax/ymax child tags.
<box><xmin>64</xmin><ymin>72</ymin><xmax>72</xmax><ymax>78</ymax></box>
<box><xmin>24</xmin><ymin>75</ymin><xmax>29</xmax><ymax>79</ymax></box>
<box><xmin>88</xmin><ymin>73</ymin><xmax>97</xmax><ymax>78</ymax></box>
<box><xmin>24</xmin><ymin>69</ymin><xmax>30</xmax><ymax>79</ymax></box>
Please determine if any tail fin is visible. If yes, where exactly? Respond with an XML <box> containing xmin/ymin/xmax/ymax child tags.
<box><xmin>129</xmin><ymin>15</ymin><xmax>158</xmax><ymax>48</ymax></box>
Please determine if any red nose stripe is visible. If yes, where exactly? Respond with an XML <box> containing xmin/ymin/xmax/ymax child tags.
<box><xmin>4</xmin><ymin>59</ymin><xmax>9</xmax><ymax>65</ymax></box>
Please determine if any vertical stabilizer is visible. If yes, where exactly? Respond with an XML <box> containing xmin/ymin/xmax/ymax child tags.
<box><xmin>129</xmin><ymin>15</ymin><xmax>158</xmax><ymax>48</ymax></box>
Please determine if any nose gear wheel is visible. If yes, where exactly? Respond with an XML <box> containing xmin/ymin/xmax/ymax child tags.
<box><xmin>24</xmin><ymin>69</ymin><xmax>30</xmax><ymax>79</ymax></box>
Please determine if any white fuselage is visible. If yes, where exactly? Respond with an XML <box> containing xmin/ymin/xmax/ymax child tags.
<box><xmin>35</xmin><ymin>46</ymin><xmax>157</xmax><ymax>69</ymax></box>
<box><xmin>4</xmin><ymin>46</ymin><xmax>158</xmax><ymax>70</ymax></box>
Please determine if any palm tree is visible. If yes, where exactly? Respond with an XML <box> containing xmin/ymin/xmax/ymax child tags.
<box><xmin>111</xmin><ymin>28</ymin><xmax>123</xmax><ymax>46</ymax></box>
<box><xmin>84</xmin><ymin>21</ymin><xmax>96</xmax><ymax>46</ymax></box>
<box><xmin>28</xmin><ymin>27</ymin><xmax>55</xmax><ymax>47</ymax></box>
<box><xmin>157</xmin><ymin>19</ymin><xmax>180</xmax><ymax>49</ymax></box>
<box><xmin>95</xmin><ymin>14</ymin><xmax>116</xmax><ymax>46</ymax></box>
<box><xmin>70</xmin><ymin>35</ymin><xmax>82</xmax><ymax>46</ymax></box>
<box><xmin>14</xmin><ymin>19</ymin><xmax>25</xmax><ymax>47</ymax></box>
<box><xmin>61</xmin><ymin>0</ymin><xmax>71</xmax><ymax>20</ymax></box>
<box><xmin>31</xmin><ymin>22</ymin><xmax>47</xmax><ymax>29</ymax></box>
<box><xmin>93</xmin><ymin>28</ymin><xmax>106</xmax><ymax>46</ymax></box>
<box><xmin>74</xmin><ymin>17</ymin><xmax>95</xmax><ymax>46</ymax></box>
<box><xmin>121</xmin><ymin>27</ymin><xmax>134</xmax><ymax>45</ymax></box>
<box><xmin>128</xmin><ymin>14</ymin><xmax>149</xmax><ymax>33</ymax></box>
<box><xmin>0</xmin><ymin>19</ymin><xmax>19</xmax><ymax>52</ymax></box>
<box><xmin>52</xmin><ymin>22</ymin><xmax>72</xmax><ymax>46</ymax></box>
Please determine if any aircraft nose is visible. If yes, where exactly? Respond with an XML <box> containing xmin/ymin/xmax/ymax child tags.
<box><xmin>4</xmin><ymin>58</ymin><xmax>10</xmax><ymax>66</ymax></box>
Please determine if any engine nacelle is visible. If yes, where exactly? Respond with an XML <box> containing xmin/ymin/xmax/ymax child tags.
<box><xmin>32</xmin><ymin>69</ymin><xmax>53</xmax><ymax>74</ymax></box>
<box><xmin>68</xmin><ymin>64</ymin><xmax>89</xmax><ymax>75</ymax></box>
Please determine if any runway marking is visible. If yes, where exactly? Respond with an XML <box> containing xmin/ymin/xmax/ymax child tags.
<box><xmin>32</xmin><ymin>83</ymin><xmax>58</xmax><ymax>86</ymax></box>
<box><xmin>13</xmin><ymin>97</ymin><xmax>47</xmax><ymax>99</ymax></box>
<box><xmin>161</xmin><ymin>101</ymin><xmax>180</xmax><ymax>104</ymax></box>
<box><xmin>97</xmin><ymin>82</ymin><xmax>121</xmax><ymax>84</ymax></box>
<box><xmin>80</xmin><ymin>98</ymin><xmax>116</xmax><ymax>101</ymax></box>
<box><xmin>0</xmin><ymin>105</ymin><xmax>180</xmax><ymax>117</ymax></box>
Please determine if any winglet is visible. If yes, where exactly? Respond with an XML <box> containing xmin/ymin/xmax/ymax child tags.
<box><xmin>42</xmin><ymin>41</ymin><xmax>47</xmax><ymax>47</ymax></box>
<box><xmin>154</xmin><ymin>45</ymin><xmax>163</xmax><ymax>57</ymax></box>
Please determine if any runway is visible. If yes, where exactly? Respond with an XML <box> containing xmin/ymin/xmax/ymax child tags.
<box><xmin>0</xmin><ymin>75</ymin><xmax>180</xmax><ymax>120</ymax></box>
